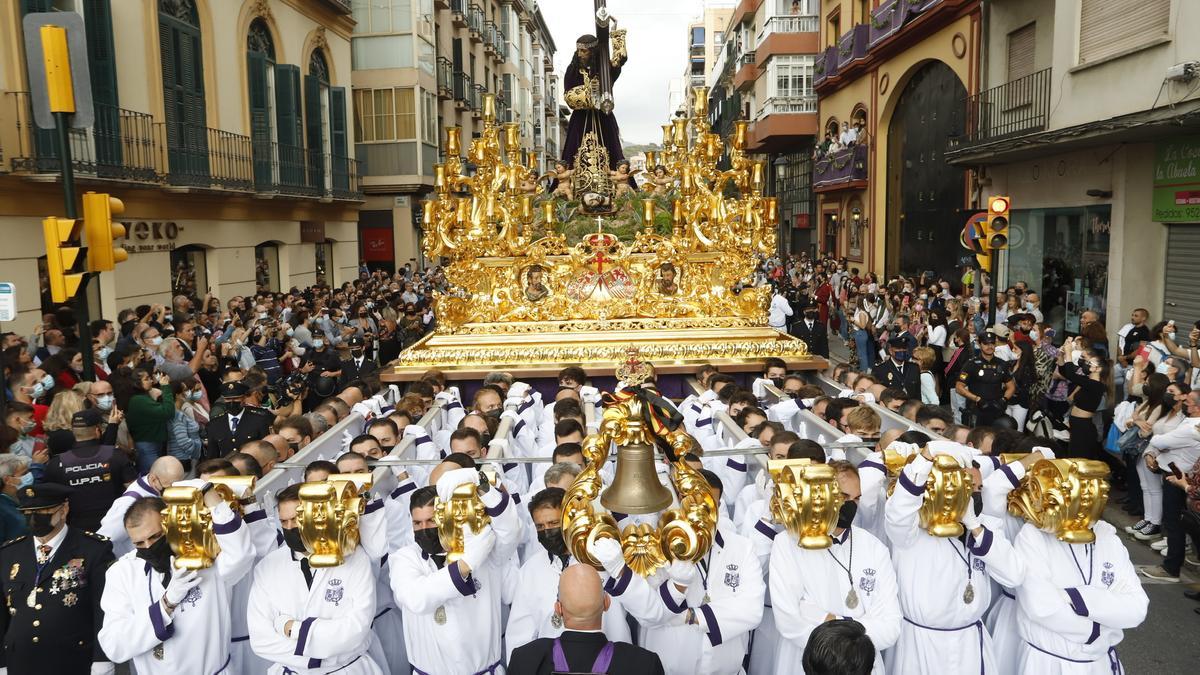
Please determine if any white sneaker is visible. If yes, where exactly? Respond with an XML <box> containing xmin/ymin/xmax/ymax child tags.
<box><xmin>1151</xmin><ymin>537</ymin><xmax>1169</xmax><ymax>551</ymax></box>
<box><xmin>1161</xmin><ymin>547</ymin><xmax>1168</xmax><ymax>557</ymax></box>
<box><xmin>1187</xmin><ymin>554</ymin><xmax>1200</xmax><ymax>568</ymax></box>
<box><xmin>1137</xmin><ymin>565</ymin><xmax>1180</xmax><ymax>582</ymax></box>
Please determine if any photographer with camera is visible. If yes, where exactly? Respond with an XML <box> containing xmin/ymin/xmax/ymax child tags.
<box><xmin>955</xmin><ymin>328</ymin><xmax>1015</xmax><ymax>427</ymax></box>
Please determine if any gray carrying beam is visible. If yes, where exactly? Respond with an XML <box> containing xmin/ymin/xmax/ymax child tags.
<box><xmin>713</xmin><ymin>410</ymin><xmax>767</xmax><ymax>470</ymax></box>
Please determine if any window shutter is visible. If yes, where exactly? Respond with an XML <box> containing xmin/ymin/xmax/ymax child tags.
<box><xmin>1079</xmin><ymin>0</ymin><xmax>1169</xmax><ymax>64</ymax></box>
<box><xmin>274</xmin><ymin>64</ymin><xmax>303</xmax><ymax>187</ymax></box>
<box><xmin>20</xmin><ymin>0</ymin><xmax>51</xmax><ymax>14</ymax></box>
<box><xmin>248</xmin><ymin>51</ymin><xmax>270</xmax><ymax>187</ymax></box>
<box><xmin>330</xmin><ymin>86</ymin><xmax>349</xmax><ymax>191</ymax></box>
<box><xmin>1006</xmin><ymin>23</ymin><xmax>1035</xmax><ymax>81</ymax></box>
<box><xmin>83</xmin><ymin>0</ymin><xmax>121</xmax><ymax>173</ymax></box>
<box><xmin>305</xmin><ymin>74</ymin><xmax>325</xmax><ymax>191</ymax></box>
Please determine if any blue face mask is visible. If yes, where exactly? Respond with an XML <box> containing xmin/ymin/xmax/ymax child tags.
<box><xmin>16</xmin><ymin>473</ymin><xmax>33</xmax><ymax>490</ymax></box>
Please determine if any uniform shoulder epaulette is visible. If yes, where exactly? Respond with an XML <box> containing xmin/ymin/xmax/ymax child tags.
<box><xmin>81</xmin><ymin>531</ymin><xmax>109</xmax><ymax>542</ymax></box>
<box><xmin>0</xmin><ymin>536</ymin><xmax>28</xmax><ymax>549</ymax></box>
<box><xmin>248</xmin><ymin>406</ymin><xmax>274</xmax><ymax>417</ymax></box>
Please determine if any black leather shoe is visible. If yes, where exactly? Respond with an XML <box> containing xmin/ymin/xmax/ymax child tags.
<box><xmin>1185</xmin><ymin>589</ymin><xmax>1200</xmax><ymax>602</ymax></box>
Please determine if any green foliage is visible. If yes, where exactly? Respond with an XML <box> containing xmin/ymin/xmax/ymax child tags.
<box><xmin>544</xmin><ymin>190</ymin><xmax>675</xmax><ymax>244</ymax></box>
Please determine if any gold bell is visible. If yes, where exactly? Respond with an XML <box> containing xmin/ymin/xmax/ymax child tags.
<box><xmin>600</xmin><ymin>441</ymin><xmax>673</xmax><ymax>515</ymax></box>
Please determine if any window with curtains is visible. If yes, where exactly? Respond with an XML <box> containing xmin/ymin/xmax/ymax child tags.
<box><xmin>353</xmin><ymin>88</ymin><xmax>417</xmax><ymax>142</ymax></box>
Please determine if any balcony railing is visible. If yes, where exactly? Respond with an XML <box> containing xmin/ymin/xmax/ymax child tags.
<box><xmin>157</xmin><ymin>123</ymin><xmax>253</xmax><ymax>191</ymax></box>
<box><xmin>8</xmin><ymin>92</ymin><xmax>159</xmax><ymax>182</ymax></box>
<box><xmin>814</xmin><ymin>143</ymin><xmax>868</xmax><ymax>191</ymax></box>
<box><xmin>453</xmin><ymin>72</ymin><xmax>473</xmax><ymax>107</ymax></box>
<box><xmin>814</xmin><ymin>46</ymin><xmax>838</xmax><ymax>86</ymax></box>
<box><xmin>739</xmin><ymin>51</ymin><xmax>757</xmax><ymax>67</ymax></box>
<box><xmin>6</xmin><ymin>91</ymin><xmax>360</xmax><ymax>200</ymax></box>
<box><xmin>756</xmin><ymin>15</ymin><xmax>818</xmax><ymax>46</ymax></box>
<box><xmin>484</xmin><ymin>21</ymin><xmax>499</xmax><ymax>53</ymax></box>
<box><xmin>497</xmin><ymin>95</ymin><xmax>510</xmax><ymax>124</ymax></box>
<box><xmin>468</xmin><ymin>4</ymin><xmax>484</xmax><ymax>38</ymax></box>
<box><xmin>756</xmin><ymin>95</ymin><xmax>817</xmax><ymax>119</ymax></box>
<box><xmin>953</xmin><ymin>68</ymin><xmax>1052</xmax><ymax>149</ymax></box>
<box><xmin>471</xmin><ymin>84</ymin><xmax>486</xmax><ymax>113</ymax></box>
<box><xmin>690</xmin><ymin>74</ymin><xmax>707</xmax><ymax>88</ymax></box>
<box><xmin>320</xmin><ymin>0</ymin><xmax>352</xmax><ymax>13</ymax></box>
<box><xmin>494</xmin><ymin>28</ymin><xmax>507</xmax><ymax>61</ymax></box>
<box><xmin>437</xmin><ymin>57</ymin><xmax>454</xmax><ymax>99</ymax></box>
<box><xmin>836</xmin><ymin>24</ymin><xmax>869</xmax><ymax>70</ymax></box>
<box><xmin>450</xmin><ymin>0</ymin><xmax>467</xmax><ymax>27</ymax></box>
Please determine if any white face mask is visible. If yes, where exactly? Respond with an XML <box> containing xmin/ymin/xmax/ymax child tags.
<box><xmin>149</xmin><ymin>336</ymin><xmax>163</xmax><ymax>346</ymax></box>
<box><xmin>95</xmin><ymin>395</ymin><xmax>114</xmax><ymax>411</ymax></box>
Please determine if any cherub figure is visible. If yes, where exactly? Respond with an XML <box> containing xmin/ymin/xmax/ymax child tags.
<box><xmin>551</xmin><ymin>161</ymin><xmax>575</xmax><ymax>201</ymax></box>
<box><xmin>646</xmin><ymin>164</ymin><xmax>674</xmax><ymax>196</ymax></box>
<box><xmin>610</xmin><ymin>160</ymin><xmax>640</xmax><ymax>198</ymax></box>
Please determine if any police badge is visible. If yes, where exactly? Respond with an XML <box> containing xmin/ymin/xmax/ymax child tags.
<box><xmin>325</xmin><ymin>578</ymin><xmax>344</xmax><ymax>606</ymax></box>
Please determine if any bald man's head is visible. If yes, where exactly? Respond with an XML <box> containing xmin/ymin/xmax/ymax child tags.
<box><xmin>240</xmin><ymin>440</ymin><xmax>278</xmax><ymax>474</ymax></box>
<box><xmin>263</xmin><ymin>434</ymin><xmax>291</xmax><ymax>461</ymax></box>
<box><xmin>878</xmin><ymin>427</ymin><xmax>904</xmax><ymax>453</ymax></box>
<box><xmin>149</xmin><ymin>456</ymin><xmax>185</xmax><ymax>490</ymax></box>
<box><xmin>555</xmin><ymin>564</ymin><xmax>610</xmax><ymax>630</ymax></box>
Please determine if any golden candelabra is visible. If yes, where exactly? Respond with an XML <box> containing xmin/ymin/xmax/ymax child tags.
<box><xmin>160</xmin><ymin>476</ymin><xmax>256</xmax><ymax>570</ymax></box>
<box><xmin>769</xmin><ymin>459</ymin><xmax>844</xmax><ymax>549</ymax></box>
<box><xmin>296</xmin><ymin>473</ymin><xmax>370</xmax><ymax>568</ymax></box>
<box><xmin>1008</xmin><ymin>458</ymin><xmax>1110</xmax><ymax>544</ymax></box>
<box><xmin>391</xmin><ymin>87</ymin><xmax>819</xmax><ymax>377</ymax></box>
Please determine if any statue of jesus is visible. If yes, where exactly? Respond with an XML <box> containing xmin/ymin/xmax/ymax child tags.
<box><xmin>560</xmin><ymin>9</ymin><xmax>629</xmax><ymax>175</ymax></box>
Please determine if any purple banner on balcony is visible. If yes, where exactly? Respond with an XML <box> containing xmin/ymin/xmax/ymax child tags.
<box><xmin>869</xmin><ymin>0</ymin><xmax>908</xmax><ymax>47</ymax></box>
<box><xmin>814</xmin><ymin>143</ymin><xmax>868</xmax><ymax>191</ymax></box>
<box><xmin>837</xmin><ymin>24</ymin><xmax>869</xmax><ymax>69</ymax></box>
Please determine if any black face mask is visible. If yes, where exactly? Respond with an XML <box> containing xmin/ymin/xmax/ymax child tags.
<box><xmin>971</xmin><ymin>491</ymin><xmax>984</xmax><ymax>518</ymax></box>
<box><xmin>282</xmin><ymin>527</ymin><xmax>308</xmax><ymax>555</ymax></box>
<box><xmin>136</xmin><ymin>534</ymin><xmax>174</xmax><ymax>573</ymax></box>
<box><xmin>537</xmin><ymin>527</ymin><xmax>570</xmax><ymax>558</ymax></box>
<box><xmin>351</xmin><ymin>349</ymin><xmax>364</xmax><ymax>358</ymax></box>
<box><xmin>804</xmin><ymin>311</ymin><xmax>818</xmax><ymax>320</ymax></box>
<box><xmin>483</xmin><ymin>408</ymin><xmax>502</xmax><ymax>419</ymax></box>
<box><xmin>1163</xmin><ymin>393</ymin><xmax>1177</xmax><ymax>408</ymax></box>
<box><xmin>225</xmin><ymin>402</ymin><xmax>244</xmax><ymax>416</ymax></box>
<box><xmin>27</xmin><ymin>511</ymin><xmax>57</xmax><ymax>538</ymax></box>
<box><xmin>414</xmin><ymin>527</ymin><xmax>444</xmax><ymax>557</ymax></box>
<box><xmin>836</xmin><ymin>500</ymin><xmax>858</xmax><ymax>530</ymax></box>
<box><xmin>770</xmin><ymin>377</ymin><xmax>785</xmax><ymax>388</ymax></box>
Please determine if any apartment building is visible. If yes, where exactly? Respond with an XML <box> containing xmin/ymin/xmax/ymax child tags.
<box><xmin>0</xmin><ymin>0</ymin><xmax>361</xmax><ymax>332</ymax></box>
<box><xmin>351</xmin><ymin>0</ymin><xmax>556</xmax><ymax>270</ymax></box>
<box><xmin>708</xmin><ymin>0</ymin><xmax>822</xmax><ymax>253</ymax></box>
<box><xmin>947</xmin><ymin>0</ymin><xmax>1199</xmax><ymax>337</ymax></box>
<box><xmin>813</xmin><ymin>0</ymin><xmax>980</xmax><ymax>276</ymax></box>
<box><xmin>681</xmin><ymin>4</ymin><xmax>735</xmax><ymax>115</ymax></box>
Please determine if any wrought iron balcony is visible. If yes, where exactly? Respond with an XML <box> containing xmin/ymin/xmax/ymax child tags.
<box><xmin>739</xmin><ymin>51</ymin><xmax>757</xmax><ymax>67</ymax></box>
<box><xmin>813</xmin><ymin>143</ymin><xmax>868</xmax><ymax>191</ymax></box>
<box><xmin>450</xmin><ymin>0</ymin><xmax>467</xmax><ymax>27</ymax></box>
<box><xmin>157</xmin><ymin>122</ymin><xmax>253</xmax><ymax>191</ymax></box>
<box><xmin>468</xmin><ymin>4</ymin><xmax>485</xmax><ymax>40</ymax></box>
<box><xmin>471</xmin><ymin>84</ymin><xmax>486</xmax><ymax>114</ymax></box>
<box><xmin>494</xmin><ymin>28</ymin><xmax>507</xmax><ymax>61</ymax></box>
<box><xmin>253</xmin><ymin>141</ymin><xmax>318</xmax><ymax>197</ymax></box>
<box><xmin>8</xmin><ymin>92</ymin><xmax>159</xmax><ymax>182</ymax></box>
<box><xmin>319</xmin><ymin>0</ymin><xmax>352</xmax><ymax>13</ymax></box>
<box><xmin>952</xmin><ymin>68</ymin><xmax>1052</xmax><ymax>149</ymax></box>
<box><xmin>437</xmin><ymin>57</ymin><xmax>454</xmax><ymax>99</ymax></box>
<box><xmin>484</xmin><ymin>21</ymin><xmax>499</xmax><ymax>54</ymax></box>
<box><xmin>453</xmin><ymin>72</ymin><xmax>473</xmax><ymax>108</ymax></box>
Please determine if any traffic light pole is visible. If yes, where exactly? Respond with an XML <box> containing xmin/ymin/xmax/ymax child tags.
<box><xmin>987</xmin><ymin>249</ymin><xmax>997</xmax><ymax>328</ymax></box>
<box><xmin>53</xmin><ymin>110</ymin><xmax>95</xmax><ymax>382</ymax></box>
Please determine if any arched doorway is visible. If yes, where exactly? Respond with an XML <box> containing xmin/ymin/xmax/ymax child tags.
<box><xmin>885</xmin><ymin>61</ymin><xmax>967</xmax><ymax>277</ymax></box>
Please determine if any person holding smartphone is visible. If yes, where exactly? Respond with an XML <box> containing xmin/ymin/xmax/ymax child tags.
<box><xmin>1139</xmin><ymin>387</ymin><xmax>1200</xmax><ymax>583</ymax></box>
<box><xmin>124</xmin><ymin>369</ymin><xmax>175</xmax><ymax>473</ymax></box>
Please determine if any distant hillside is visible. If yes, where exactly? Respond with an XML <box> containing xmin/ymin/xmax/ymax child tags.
<box><xmin>623</xmin><ymin>143</ymin><xmax>663</xmax><ymax>156</ymax></box>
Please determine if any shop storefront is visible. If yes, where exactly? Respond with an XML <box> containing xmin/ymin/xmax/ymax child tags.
<box><xmin>1007</xmin><ymin>205</ymin><xmax>1111</xmax><ymax>336</ymax></box>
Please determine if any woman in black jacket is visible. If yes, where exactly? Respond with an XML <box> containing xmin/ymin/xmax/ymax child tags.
<box><xmin>1057</xmin><ymin>337</ymin><xmax>1113</xmax><ymax>463</ymax></box>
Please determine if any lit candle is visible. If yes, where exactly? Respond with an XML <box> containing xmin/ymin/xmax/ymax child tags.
<box><xmin>672</xmin><ymin>199</ymin><xmax>683</xmax><ymax>224</ymax></box>
<box><xmin>505</xmin><ymin>123</ymin><xmax>520</xmax><ymax>151</ymax></box>
<box><xmin>543</xmin><ymin>201</ymin><xmax>557</xmax><ymax>226</ymax></box>
<box><xmin>522</xmin><ymin>195</ymin><xmax>534</xmax><ymax>222</ymax></box>
<box><xmin>692</xmin><ymin>87</ymin><xmax>708</xmax><ymax>117</ymax></box>
<box><xmin>434</xmin><ymin>164</ymin><xmax>446</xmax><ymax>192</ymax></box>
<box><xmin>681</xmin><ymin>166</ymin><xmax>693</xmax><ymax>193</ymax></box>
<box><xmin>423</xmin><ymin>200</ymin><xmax>434</xmax><ymax>225</ymax></box>
<box><xmin>507</xmin><ymin>164</ymin><xmax>520</xmax><ymax>190</ymax></box>
<box><xmin>765</xmin><ymin>197</ymin><xmax>778</xmax><ymax>224</ymax></box>
<box><xmin>751</xmin><ymin>161</ymin><xmax>764</xmax><ymax>191</ymax></box>
<box><xmin>673</xmin><ymin>119</ymin><xmax>688</xmax><ymax>148</ymax></box>
<box><xmin>642</xmin><ymin>199</ymin><xmax>654</xmax><ymax>227</ymax></box>
<box><xmin>732</xmin><ymin>120</ymin><xmax>748</xmax><ymax>151</ymax></box>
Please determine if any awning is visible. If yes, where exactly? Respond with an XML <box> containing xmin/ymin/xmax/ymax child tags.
<box><xmin>945</xmin><ymin>98</ymin><xmax>1200</xmax><ymax>166</ymax></box>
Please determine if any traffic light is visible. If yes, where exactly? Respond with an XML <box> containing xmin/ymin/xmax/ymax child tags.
<box><xmin>83</xmin><ymin>191</ymin><xmax>126</xmax><ymax>272</ymax></box>
<box><xmin>985</xmin><ymin>195</ymin><xmax>1010</xmax><ymax>250</ymax></box>
<box><xmin>42</xmin><ymin>216</ymin><xmax>84</xmax><ymax>303</ymax></box>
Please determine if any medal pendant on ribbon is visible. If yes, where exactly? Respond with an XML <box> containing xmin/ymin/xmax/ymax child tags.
<box><xmin>963</xmin><ymin>582</ymin><xmax>975</xmax><ymax>604</ymax></box>
<box><xmin>550</xmin><ymin>613</ymin><xmax>563</xmax><ymax>628</ymax></box>
<box><xmin>434</xmin><ymin>606</ymin><xmax>447</xmax><ymax>625</ymax></box>
<box><xmin>703</xmin><ymin>593</ymin><xmax>711</xmax><ymax>605</ymax></box>
<box><xmin>845</xmin><ymin>588</ymin><xmax>859</xmax><ymax>609</ymax></box>
<box><xmin>25</xmin><ymin>588</ymin><xmax>36</xmax><ymax>608</ymax></box>
<box><xmin>153</xmin><ymin>644</ymin><xmax>164</xmax><ymax>660</ymax></box>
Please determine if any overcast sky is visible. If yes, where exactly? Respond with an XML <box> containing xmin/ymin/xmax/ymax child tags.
<box><xmin>539</xmin><ymin>0</ymin><xmax>727</xmax><ymax>145</ymax></box>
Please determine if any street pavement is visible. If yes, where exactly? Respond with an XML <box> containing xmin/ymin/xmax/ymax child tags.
<box><xmin>823</xmin><ymin>337</ymin><xmax>1200</xmax><ymax>672</ymax></box>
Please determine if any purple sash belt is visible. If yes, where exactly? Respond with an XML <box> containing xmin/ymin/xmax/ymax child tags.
<box><xmin>1024</xmin><ymin>641</ymin><xmax>1122</xmax><ymax>674</ymax></box>
<box><xmin>552</xmin><ymin>638</ymin><xmax>614</xmax><ymax>674</ymax></box>
<box><xmin>903</xmin><ymin>617</ymin><xmax>985</xmax><ymax>675</ymax></box>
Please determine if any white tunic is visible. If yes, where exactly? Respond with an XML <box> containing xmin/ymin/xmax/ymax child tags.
<box><xmin>247</xmin><ymin>546</ymin><xmax>381</xmax><ymax>675</ymax></box>
<box><xmin>96</xmin><ymin>475</ymin><xmax>159</xmax><ymax>557</ymax></box>
<box><xmin>97</xmin><ymin>502</ymin><xmax>253</xmax><ymax>675</ymax></box>
<box><xmin>769</xmin><ymin>526</ymin><xmax>901</xmax><ymax>675</ymax></box>
<box><xmin>388</xmin><ymin>487</ymin><xmax>520</xmax><ymax>674</ymax></box>
<box><xmin>884</xmin><ymin>457</ymin><xmax>1025</xmax><ymax>675</ymax></box>
<box><xmin>503</xmin><ymin>552</ymin><xmax>631</xmax><ymax>664</ymax></box>
<box><xmin>1013</xmin><ymin>522</ymin><xmax>1147</xmax><ymax>674</ymax></box>
<box><xmin>229</xmin><ymin>503</ymin><xmax>283</xmax><ymax>675</ymax></box>
<box><xmin>981</xmin><ymin>461</ymin><xmax>1031</xmax><ymax>675</ymax></box>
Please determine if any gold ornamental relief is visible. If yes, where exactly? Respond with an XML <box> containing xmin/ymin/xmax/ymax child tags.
<box><xmin>421</xmin><ymin>87</ymin><xmax>780</xmax><ymax>337</ymax></box>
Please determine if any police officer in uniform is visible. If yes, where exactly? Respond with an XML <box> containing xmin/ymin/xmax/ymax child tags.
<box><xmin>954</xmin><ymin>329</ymin><xmax>1016</xmax><ymax>426</ymax></box>
<box><xmin>43</xmin><ymin>409</ymin><xmax>136</xmax><ymax>532</ymax></box>
<box><xmin>872</xmin><ymin>335</ymin><xmax>921</xmax><ymax>400</ymax></box>
<box><xmin>204</xmin><ymin>381</ymin><xmax>273</xmax><ymax>460</ymax></box>
<box><xmin>0</xmin><ymin>483</ymin><xmax>115</xmax><ymax>674</ymax></box>
<box><xmin>338</xmin><ymin>335</ymin><xmax>379</xmax><ymax>389</ymax></box>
